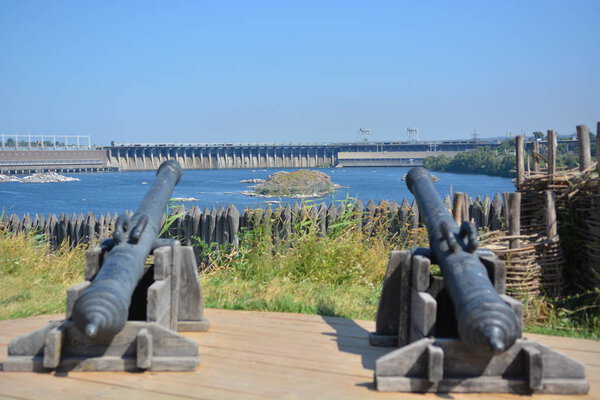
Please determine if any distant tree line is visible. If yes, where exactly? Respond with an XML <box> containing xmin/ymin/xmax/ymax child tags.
<box><xmin>424</xmin><ymin>147</ymin><xmax>516</xmax><ymax>177</ymax></box>
<box><xmin>424</xmin><ymin>133</ymin><xmax>595</xmax><ymax>177</ymax></box>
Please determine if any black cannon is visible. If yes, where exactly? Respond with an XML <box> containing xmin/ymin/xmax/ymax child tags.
<box><xmin>5</xmin><ymin>160</ymin><xmax>209</xmax><ymax>371</ymax></box>
<box><xmin>370</xmin><ymin>167</ymin><xmax>588</xmax><ymax>394</ymax></box>
<box><xmin>72</xmin><ymin>160</ymin><xmax>183</xmax><ymax>341</ymax></box>
<box><xmin>405</xmin><ymin>167</ymin><xmax>519</xmax><ymax>354</ymax></box>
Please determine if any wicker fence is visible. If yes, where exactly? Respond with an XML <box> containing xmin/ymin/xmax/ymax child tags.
<box><xmin>489</xmin><ymin>122</ymin><xmax>600</xmax><ymax>298</ymax></box>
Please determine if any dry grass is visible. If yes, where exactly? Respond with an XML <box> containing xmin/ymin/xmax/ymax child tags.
<box><xmin>0</xmin><ymin>232</ymin><xmax>85</xmax><ymax>319</ymax></box>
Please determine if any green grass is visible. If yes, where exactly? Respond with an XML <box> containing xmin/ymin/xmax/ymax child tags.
<box><xmin>198</xmin><ymin>201</ymin><xmax>429</xmax><ymax>319</ymax></box>
<box><xmin>525</xmin><ymin>325</ymin><xmax>598</xmax><ymax>340</ymax></box>
<box><xmin>0</xmin><ymin>232</ymin><xmax>85</xmax><ymax>319</ymax></box>
<box><xmin>203</xmin><ymin>277</ymin><xmax>380</xmax><ymax>320</ymax></box>
<box><xmin>521</xmin><ymin>291</ymin><xmax>599</xmax><ymax>340</ymax></box>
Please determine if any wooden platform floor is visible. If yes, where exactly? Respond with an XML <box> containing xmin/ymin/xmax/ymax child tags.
<box><xmin>0</xmin><ymin>308</ymin><xmax>598</xmax><ymax>399</ymax></box>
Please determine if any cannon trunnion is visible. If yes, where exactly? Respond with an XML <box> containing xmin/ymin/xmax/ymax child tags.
<box><xmin>370</xmin><ymin>168</ymin><xmax>588</xmax><ymax>394</ymax></box>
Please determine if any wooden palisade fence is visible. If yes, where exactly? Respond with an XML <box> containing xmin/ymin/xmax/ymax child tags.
<box><xmin>1</xmin><ymin>193</ymin><xmax>509</xmax><ymax>251</ymax></box>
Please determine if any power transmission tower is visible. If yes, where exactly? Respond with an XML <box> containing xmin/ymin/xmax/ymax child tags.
<box><xmin>358</xmin><ymin>128</ymin><xmax>372</xmax><ymax>142</ymax></box>
<box><xmin>406</xmin><ymin>127</ymin><xmax>419</xmax><ymax>142</ymax></box>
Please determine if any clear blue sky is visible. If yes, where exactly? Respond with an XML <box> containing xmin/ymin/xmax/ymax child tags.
<box><xmin>1</xmin><ymin>1</ymin><xmax>598</xmax><ymax>145</ymax></box>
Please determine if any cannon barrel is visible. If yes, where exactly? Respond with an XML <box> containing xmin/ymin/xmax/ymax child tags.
<box><xmin>72</xmin><ymin>160</ymin><xmax>183</xmax><ymax>341</ymax></box>
<box><xmin>406</xmin><ymin>167</ymin><xmax>519</xmax><ymax>354</ymax></box>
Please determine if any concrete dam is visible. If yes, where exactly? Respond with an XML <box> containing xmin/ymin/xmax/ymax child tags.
<box><xmin>106</xmin><ymin>140</ymin><xmax>485</xmax><ymax>171</ymax></box>
<box><xmin>0</xmin><ymin>139</ymin><xmax>503</xmax><ymax>174</ymax></box>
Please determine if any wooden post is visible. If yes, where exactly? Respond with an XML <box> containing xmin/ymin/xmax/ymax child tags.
<box><xmin>410</xmin><ymin>200</ymin><xmax>419</xmax><ymax>229</ymax></box>
<box><xmin>216</xmin><ymin>206</ymin><xmax>225</xmax><ymax>244</ymax></box>
<box><xmin>576</xmin><ymin>124</ymin><xmax>591</xmax><ymax>171</ymax></box>
<box><xmin>363</xmin><ymin>200</ymin><xmax>374</xmax><ymax>235</ymax></box>
<box><xmin>389</xmin><ymin>201</ymin><xmax>399</xmax><ymax>235</ymax></box>
<box><xmin>490</xmin><ymin>193</ymin><xmax>503</xmax><ymax>230</ymax></box>
<box><xmin>318</xmin><ymin>203</ymin><xmax>327</xmax><ymax>237</ymax></box>
<box><xmin>471</xmin><ymin>196</ymin><xmax>482</xmax><ymax>228</ymax></box>
<box><xmin>283</xmin><ymin>205</ymin><xmax>291</xmax><ymax>242</ymax></box>
<box><xmin>452</xmin><ymin>192</ymin><xmax>469</xmax><ymax>224</ymax></box>
<box><xmin>482</xmin><ymin>195</ymin><xmax>491</xmax><ymax>229</ymax></box>
<box><xmin>452</xmin><ymin>193</ymin><xmax>464</xmax><ymax>224</ymax></box>
<box><xmin>545</xmin><ymin>191</ymin><xmax>558</xmax><ymax>243</ymax></box>
<box><xmin>272</xmin><ymin>206</ymin><xmax>282</xmax><ymax>245</ymax></box>
<box><xmin>532</xmin><ymin>139</ymin><xmax>540</xmax><ymax>173</ymax></box>
<box><xmin>201</xmin><ymin>208</ymin><xmax>209</xmax><ymax>242</ymax></box>
<box><xmin>209</xmin><ymin>208</ymin><xmax>217</xmax><ymax>243</ymax></box>
<box><xmin>228</xmin><ymin>205</ymin><xmax>239</xmax><ymax>246</ymax></box>
<box><xmin>355</xmin><ymin>199</ymin><xmax>364</xmax><ymax>232</ymax></box>
<box><xmin>516</xmin><ymin>135</ymin><xmax>525</xmax><ymax>184</ymax></box>
<box><xmin>547</xmin><ymin>130</ymin><xmax>557</xmax><ymax>177</ymax></box>
<box><xmin>507</xmin><ymin>192</ymin><xmax>521</xmax><ymax>249</ymax></box>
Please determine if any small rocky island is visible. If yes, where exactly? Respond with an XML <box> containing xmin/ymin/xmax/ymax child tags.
<box><xmin>0</xmin><ymin>172</ymin><xmax>80</xmax><ymax>183</ymax></box>
<box><xmin>243</xmin><ymin>170</ymin><xmax>342</xmax><ymax>198</ymax></box>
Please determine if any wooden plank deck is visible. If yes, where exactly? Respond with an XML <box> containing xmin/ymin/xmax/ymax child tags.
<box><xmin>0</xmin><ymin>308</ymin><xmax>598</xmax><ymax>399</ymax></box>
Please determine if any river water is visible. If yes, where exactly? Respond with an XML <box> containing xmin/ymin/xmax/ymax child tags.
<box><xmin>0</xmin><ymin>168</ymin><xmax>515</xmax><ymax>216</ymax></box>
